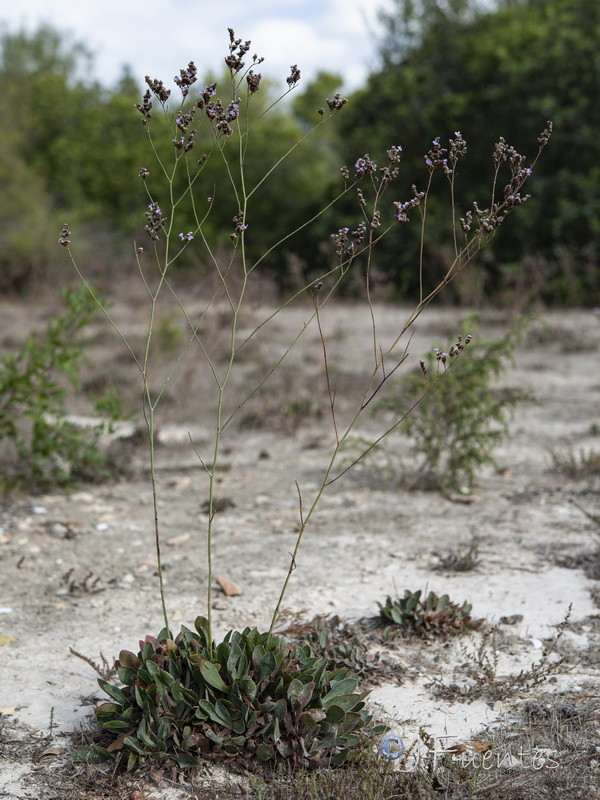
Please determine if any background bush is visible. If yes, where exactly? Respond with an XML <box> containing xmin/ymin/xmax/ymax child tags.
<box><xmin>0</xmin><ymin>285</ymin><xmax>124</xmax><ymax>490</ymax></box>
<box><xmin>374</xmin><ymin>315</ymin><xmax>532</xmax><ymax>492</ymax></box>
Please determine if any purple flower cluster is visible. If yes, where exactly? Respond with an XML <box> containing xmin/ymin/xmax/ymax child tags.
<box><xmin>173</xmin><ymin>61</ymin><xmax>197</xmax><ymax>99</ymax></box>
<box><xmin>394</xmin><ymin>186</ymin><xmax>425</xmax><ymax>224</ymax></box>
<box><xmin>196</xmin><ymin>84</ymin><xmax>241</xmax><ymax>138</ymax></box>
<box><xmin>354</xmin><ymin>154</ymin><xmax>377</xmax><ymax>180</ymax></box>
<box><xmin>144</xmin><ymin>202</ymin><xmax>167</xmax><ymax>241</ymax></box>
<box><xmin>173</xmin><ymin>109</ymin><xmax>197</xmax><ymax>152</ymax></box>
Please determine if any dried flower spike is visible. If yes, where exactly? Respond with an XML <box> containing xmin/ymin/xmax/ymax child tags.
<box><xmin>58</xmin><ymin>223</ymin><xmax>71</xmax><ymax>247</ymax></box>
<box><xmin>247</xmin><ymin>70</ymin><xmax>262</xmax><ymax>93</ymax></box>
<box><xmin>326</xmin><ymin>93</ymin><xmax>347</xmax><ymax>112</ymax></box>
<box><xmin>286</xmin><ymin>65</ymin><xmax>301</xmax><ymax>88</ymax></box>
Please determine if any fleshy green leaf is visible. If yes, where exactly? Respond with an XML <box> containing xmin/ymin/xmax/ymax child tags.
<box><xmin>98</xmin><ymin>680</ymin><xmax>127</xmax><ymax>706</ymax></box>
<box><xmin>238</xmin><ymin>675</ymin><xmax>257</xmax><ymax>701</ymax></box>
<box><xmin>325</xmin><ymin>705</ymin><xmax>346</xmax><ymax>724</ymax></box>
<box><xmin>198</xmin><ymin>658</ymin><xmax>229</xmax><ymax>691</ymax></box>
<box><xmin>259</xmin><ymin>652</ymin><xmax>276</xmax><ymax>681</ymax></box>
<box><xmin>123</xmin><ymin>736</ymin><xmax>146</xmax><ymax>756</ymax></box>
<box><xmin>117</xmin><ymin>667</ymin><xmax>136</xmax><ymax>686</ymax></box>
<box><xmin>118</xmin><ymin>649</ymin><xmax>141</xmax><ymax>670</ymax></box>
<box><xmin>175</xmin><ymin>752</ymin><xmax>199</xmax><ymax>768</ymax></box>
<box><xmin>256</xmin><ymin>743</ymin><xmax>275</xmax><ymax>761</ymax></box>
<box><xmin>321</xmin><ymin>677</ymin><xmax>359</xmax><ymax>707</ymax></box>
<box><xmin>70</xmin><ymin>745</ymin><xmax>112</xmax><ymax>763</ymax></box>
<box><xmin>101</xmin><ymin>720</ymin><xmax>133</xmax><ymax>732</ymax></box>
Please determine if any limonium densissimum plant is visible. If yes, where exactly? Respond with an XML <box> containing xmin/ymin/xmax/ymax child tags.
<box><xmin>61</xmin><ymin>28</ymin><xmax>551</xmax><ymax>772</ymax></box>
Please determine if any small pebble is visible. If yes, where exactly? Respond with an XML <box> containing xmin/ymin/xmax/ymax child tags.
<box><xmin>71</xmin><ymin>492</ymin><xmax>95</xmax><ymax>503</ymax></box>
<box><xmin>51</xmin><ymin>523</ymin><xmax>68</xmax><ymax>536</ymax></box>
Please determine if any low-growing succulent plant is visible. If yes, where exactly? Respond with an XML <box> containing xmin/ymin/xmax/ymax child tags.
<box><xmin>71</xmin><ymin>617</ymin><xmax>384</xmax><ymax>771</ymax></box>
<box><xmin>378</xmin><ymin>590</ymin><xmax>482</xmax><ymax>636</ymax></box>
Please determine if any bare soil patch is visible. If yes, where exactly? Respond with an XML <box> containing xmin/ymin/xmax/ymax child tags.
<box><xmin>1</xmin><ymin>298</ymin><xmax>600</xmax><ymax>798</ymax></box>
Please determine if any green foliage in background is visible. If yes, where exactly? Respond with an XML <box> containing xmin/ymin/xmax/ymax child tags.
<box><xmin>2</xmin><ymin>4</ymin><xmax>598</xmax><ymax>302</ymax></box>
<box><xmin>340</xmin><ymin>0</ymin><xmax>600</xmax><ymax>302</ymax></box>
<box><xmin>375</xmin><ymin>315</ymin><xmax>532</xmax><ymax>492</ymax></box>
<box><xmin>72</xmin><ymin>617</ymin><xmax>382</xmax><ymax>771</ymax></box>
<box><xmin>0</xmin><ymin>27</ymin><xmax>340</xmax><ymax>290</ymax></box>
<box><xmin>0</xmin><ymin>285</ymin><xmax>123</xmax><ymax>490</ymax></box>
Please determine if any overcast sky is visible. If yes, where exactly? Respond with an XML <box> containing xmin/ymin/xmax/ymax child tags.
<box><xmin>1</xmin><ymin>0</ymin><xmax>389</xmax><ymax>92</ymax></box>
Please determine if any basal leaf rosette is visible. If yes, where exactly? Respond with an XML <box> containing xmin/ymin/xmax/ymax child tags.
<box><xmin>71</xmin><ymin>616</ymin><xmax>380</xmax><ymax>771</ymax></box>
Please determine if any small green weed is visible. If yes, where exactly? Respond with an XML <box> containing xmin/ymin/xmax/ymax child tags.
<box><xmin>433</xmin><ymin>541</ymin><xmax>480</xmax><ymax>572</ymax></box>
<box><xmin>572</xmin><ymin>500</ymin><xmax>600</xmax><ymax>533</ymax></box>
<box><xmin>375</xmin><ymin>314</ymin><xmax>533</xmax><ymax>493</ymax></box>
<box><xmin>0</xmin><ymin>285</ymin><xmax>125</xmax><ymax>491</ymax></box>
<box><xmin>378</xmin><ymin>589</ymin><xmax>482</xmax><ymax>637</ymax></box>
<box><xmin>549</xmin><ymin>447</ymin><xmax>600</xmax><ymax>479</ymax></box>
<box><xmin>286</xmin><ymin>615</ymin><xmax>383</xmax><ymax>682</ymax></box>
<box><xmin>152</xmin><ymin>314</ymin><xmax>185</xmax><ymax>354</ymax></box>
<box><xmin>430</xmin><ymin>611</ymin><xmax>571</xmax><ymax>702</ymax></box>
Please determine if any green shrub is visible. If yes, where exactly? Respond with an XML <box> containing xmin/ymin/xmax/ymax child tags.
<box><xmin>0</xmin><ymin>285</ymin><xmax>123</xmax><ymax>490</ymax></box>
<box><xmin>375</xmin><ymin>314</ymin><xmax>532</xmax><ymax>492</ymax></box>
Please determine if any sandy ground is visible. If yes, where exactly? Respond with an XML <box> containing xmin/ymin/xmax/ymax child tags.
<box><xmin>1</xmin><ymin>297</ymin><xmax>599</xmax><ymax>797</ymax></box>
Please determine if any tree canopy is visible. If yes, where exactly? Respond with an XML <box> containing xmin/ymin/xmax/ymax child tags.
<box><xmin>339</xmin><ymin>0</ymin><xmax>600</xmax><ymax>303</ymax></box>
<box><xmin>0</xmin><ymin>8</ymin><xmax>598</xmax><ymax>304</ymax></box>
<box><xmin>0</xmin><ymin>26</ymin><xmax>343</xmax><ymax>290</ymax></box>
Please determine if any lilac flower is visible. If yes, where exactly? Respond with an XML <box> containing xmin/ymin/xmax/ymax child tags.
<box><xmin>178</xmin><ymin>231</ymin><xmax>194</xmax><ymax>243</ymax></box>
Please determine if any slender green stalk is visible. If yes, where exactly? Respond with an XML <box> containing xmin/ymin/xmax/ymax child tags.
<box><xmin>144</xmin><ymin>399</ymin><xmax>170</xmax><ymax>634</ymax></box>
